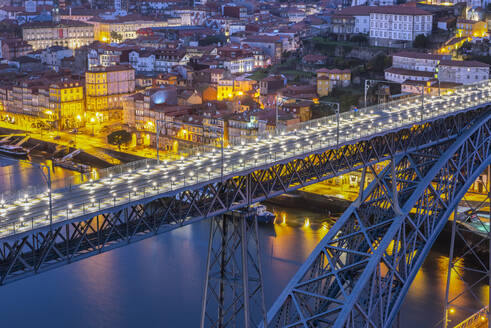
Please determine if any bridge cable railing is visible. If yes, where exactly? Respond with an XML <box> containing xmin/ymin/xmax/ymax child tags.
<box><xmin>2</xmin><ymin>79</ymin><xmax>491</xmax><ymax>218</ymax></box>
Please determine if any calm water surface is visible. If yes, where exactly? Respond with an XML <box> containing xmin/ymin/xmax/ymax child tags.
<box><xmin>0</xmin><ymin>158</ymin><xmax>486</xmax><ymax>328</ymax></box>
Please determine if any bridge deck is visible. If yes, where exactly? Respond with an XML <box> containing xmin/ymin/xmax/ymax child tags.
<box><xmin>1</xmin><ymin>81</ymin><xmax>491</xmax><ymax>240</ymax></box>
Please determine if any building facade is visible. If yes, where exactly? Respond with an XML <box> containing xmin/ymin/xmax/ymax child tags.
<box><xmin>49</xmin><ymin>78</ymin><xmax>85</xmax><ymax>130</ymax></box>
<box><xmin>85</xmin><ymin>65</ymin><xmax>135</xmax><ymax>122</ymax></box>
<box><xmin>89</xmin><ymin>14</ymin><xmax>170</xmax><ymax>43</ymax></box>
<box><xmin>438</xmin><ymin>60</ymin><xmax>490</xmax><ymax>85</ymax></box>
<box><xmin>22</xmin><ymin>19</ymin><xmax>94</xmax><ymax>50</ymax></box>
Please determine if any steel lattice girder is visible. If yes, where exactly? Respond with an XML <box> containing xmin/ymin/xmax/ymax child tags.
<box><xmin>0</xmin><ymin>109</ymin><xmax>487</xmax><ymax>285</ymax></box>
<box><xmin>265</xmin><ymin>110</ymin><xmax>491</xmax><ymax>328</ymax></box>
<box><xmin>201</xmin><ymin>212</ymin><xmax>267</xmax><ymax>328</ymax></box>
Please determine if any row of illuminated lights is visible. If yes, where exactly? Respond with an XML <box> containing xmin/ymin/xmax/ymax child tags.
<box><xmin>3</xmin><ymin>87</ymin><xmax>481</xmax><ymax>218</ymax></box>
<box><xmin>447</xmin><ymin>307</ymin><xmax>487</xmax><ymax>324</ymax></box>
<box><xmin>0</xmin><ymin>104</ymin><xmax>483</xmax><ymax>229</ymax></box>
<box><xmin>0</xmin><ymin>127</ymin><xmax>360</xmax><ymax>227</ymax></box>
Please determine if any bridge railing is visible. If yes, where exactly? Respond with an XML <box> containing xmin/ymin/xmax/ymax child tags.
<box><xmin>2</xmin><ymin>79</ymin><xmax>491</xmax><ymax>208</ymax></box>
<box><xmin>453</xmin><ymin>306</ymin><xmax>489</xmax><ymax>328</ymax></box>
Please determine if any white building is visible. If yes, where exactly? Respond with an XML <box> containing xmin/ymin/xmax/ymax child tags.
<box><xmin>391</xmin><ymin>51</ymin><xmax>448</xmax><ymax>72</ymax></box>
<box><xmin>223</xmin><ymin>55</ymin><xmax>255</xmax><ymax>74</ymax></box>
<box><xmin>439</xmin><ymin>60</ymin><xmax>490</xmax><ymax>85</ymax></box>
<box><xmin>40</xmin><ymin>46</ymin><xmax>73</xmax><ymax>71</ymax></box>
<box><xmin>333</xmin><ymin>6</ymin><xmax>433</xmax><ymax>47</ymax></box>
<box><xmin>384</xmin><ymin>67</ymin><xmax>435</xmax><ymax>83</ymax></box>
<box><xmin>369</xmin><ymin>7</ymin><xmax>433</xmax><ymax>47</ymax></box>
<box><xmin>354</xmin><ymin>15</ymin><xmax>370</xmax><ymax>34</ymax></box>
<box><xmin>129</xmin><ymin>51</ymin><xmax>156</xmax><ymax>72</ymax></box>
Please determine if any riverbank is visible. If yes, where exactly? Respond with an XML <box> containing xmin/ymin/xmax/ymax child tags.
<box><xmin>0</xmin><ymin>127</ymin><xmax>148</xmax><ymax>170</ymax></box>
<box><xmin>266</xmin><ymin>189</ymin><xmax>351</xmax><ymax>215</ymax></box>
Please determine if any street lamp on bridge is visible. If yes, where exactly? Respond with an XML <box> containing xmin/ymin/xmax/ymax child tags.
<box><xmin>16</xmin><ymin>160</ymin><xmax>53</xmax><ymax>231</ymax></box>
<box><xmin>155</xmin><ymin>119</ymin><xmax>225</xmax><ymax>181</ymax></box>
<box><xmin>275</xmin><ymin>95</ymin><xmax>340</xmax><ymax>147</ymax></box>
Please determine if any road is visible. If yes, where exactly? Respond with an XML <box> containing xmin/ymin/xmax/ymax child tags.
<box><xmin>0</xmin><ymin>80</ymin><xmax>490</xmax><ymax>238</ymax></box>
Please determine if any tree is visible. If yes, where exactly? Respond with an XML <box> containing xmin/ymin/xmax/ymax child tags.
<box><xmin>350</xmin><ymin>34</ymin><xmax>368</xmax><ymax>45</ymax></box>
<box><xmin>107</xmin><ymin>130</ymin><xmax>132</xmax><ymax>150</ymax></box>
<box><xmin>198</xmin><ymin>34</ymin><xmax>227</xmax><ymax>46</ymax></box>
<box><xmin>367</xmin><ymin>54</ymin><xmax>390</xmax><ymax>74</ymax></box>
<box><xmin>110</xmin><ymin>31</ymin><xmax>123</xmax><ymax>42</ymax></box>
<box><xmin>458</xmin><ymin>41</ymin><xmax>472</xmax><ymax>55</ymax></box>
<box><xmin>413</xmin><ymin>34</ymin><xmax>429</xmax><ymax>49</ymax></box>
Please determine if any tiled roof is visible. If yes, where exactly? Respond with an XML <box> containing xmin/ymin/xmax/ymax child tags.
<box><xmin>439</xmin><ymin>60</ymin><xmax>490</xmax><ymax>68</ymax></box>
<box><xmin>392</xmin><ymin>51</ymin><xmax>444</xmax><ymax>61</ymax></box>
<box><xmin>385</xmin><ymin>67</ymin><xmax>435</xmax><ymax>77</ymax></box>
<box><xmin>316</xmin><ymin>68</ymin><xmax>351</xmax><ymax>74</ymax></box>
<box><xmin>23</xmin><ymin>19</ymin><xmax>91</xmax><ymax>28</ymax></box>
<box><xmin>334</xmin><ymin>5</ymin><xmax>431</xmax><ymax>16</ymax></box>
<box><xmin>242</xmin><ymin>35</ymin><xmax>281</xmax><ymax>43</ymax></box>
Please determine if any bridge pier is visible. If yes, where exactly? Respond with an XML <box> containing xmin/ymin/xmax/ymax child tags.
<box><xmin>200</xmin><ymin>210</ymin><xmax>267</xmax><ymax>328</ymax></box>
<box><xmin>444</xmin><ymin>174</ymin><xmax>491</xmax><ymax>328</ymax></box>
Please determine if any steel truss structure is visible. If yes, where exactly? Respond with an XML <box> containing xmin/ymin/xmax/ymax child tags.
<box><xmin>201</xmin><ymin>211</ymin><xmax>267</xmax><ymax>328</ymax></box>
<box><xmin>265</xmin><ymin>110</ymin><xmax>491</xmax><ymax>327</ymax></box>
<box><xmin>444</xmin><ymin>187</ymin><xmax>490</xmax><ymax>328</ymax></box>
<box><xmin>0</xmin><ymin>109</ymin><xmax>487</xmax><ymax>288</ymax></box>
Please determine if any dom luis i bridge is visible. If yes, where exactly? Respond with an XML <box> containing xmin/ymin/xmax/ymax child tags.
<box><xmin>0</xmin><ymin>79</ymin><xmax>490</xmax><ymax>328</ymax></box>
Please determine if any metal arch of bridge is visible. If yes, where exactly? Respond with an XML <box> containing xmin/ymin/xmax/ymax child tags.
<box><xmin>265</xmin><ymin>106</ymin><xmax>491</xmax><ymax>327</ymax></box>
<box><xmin>0</xmin><ymin>109</ymin><xmax>486</xmax><ymax>285</ymax></box>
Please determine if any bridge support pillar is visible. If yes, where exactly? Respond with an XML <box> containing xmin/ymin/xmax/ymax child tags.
<box><xmin>443</xmin><ymin>173</ymin><xmax>491</xmax><ymax>328</ymax></box>
<box><xmin>200</xmin><ymin>210</ymin><xmax>267</xmax><ymax>328</ymax></box>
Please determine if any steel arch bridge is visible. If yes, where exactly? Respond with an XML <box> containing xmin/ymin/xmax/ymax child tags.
<box><xmin>0</xmin><ymin>105</ymin><xmax>488</xmax><ymax>327</ymax></box>
<box><xmin>265</xmin><ymin>109</ymin><xmax>491</xmax><ymax>328</ymax></box>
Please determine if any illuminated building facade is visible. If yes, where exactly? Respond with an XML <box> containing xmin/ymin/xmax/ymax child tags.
<box><xmin>316</xmin><ymin>68</ymin><xmax>351</xmax><ymax>97</ymax></box>
<box><xmin>22</xmin><ymin>19</ymin><xmax>94</xmax><ymax>50</ymax></box>
<box><xmin>49</xmin><ymin>79</ymin><xmax>85</xmax><ymax>129</ymax></box>
<box><xmin>89</xmin><ymin>15</ymin><xmax>170</xmax><ymax>43</ymax></box>
<box><xmin>85</xmin><ymin>65</ymin><xmax>135</xmax><ymax>122</ymax></box>
<box><xmin>456</xmin><ymin>19</ymin><xmax>488</xmax><ymax>38</ymax></box>
<box><xmin>217</xmin><ymin>78</ymin><xmax>234</xmax><ymax>101</ymax></box>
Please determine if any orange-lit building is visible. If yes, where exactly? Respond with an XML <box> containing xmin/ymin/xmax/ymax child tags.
<box><xmin>89</xmin><ymin>14</ymin><xmax>175</xmax><ymax>43</ymax></box>
<box><xmin>49</xmin><ymin>78</ymin><xmax>85</xmax><ymax>129</ymax></box>
<box><xmin>316</xmin><ymin>68</ymin><xmax>351</xmax><ymax>97</ymax></box>
<box><xmin>85</xmin><ymin>65</ymin><xmax>135</xmax><ymax>122</ymax></box>
<box><xmin>456</xmin><ymin>19</ymin><xmax>487</xmax><ymax>38</ymax></box>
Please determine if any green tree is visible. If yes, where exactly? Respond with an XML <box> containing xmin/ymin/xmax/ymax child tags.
<box><xmin>367</xmin><ymin>54</ymin><xmax>390</xmax><ymax>74</ymax></box>
<box><xmin>107</xmin><ymin>130</ymin><xmax>132</xmax><ymax>150</ymax></box>
<box><xmin>413</xmin><ymin>34</ymin><xmax>429</xmax><ymax>49</ymax></box>
<box><xmin>350</xmin><ymin>34</ymin><xmax>368</xmax><ymax>45</ymax></box>
<box><xmin>110</xmin><ymin>31</ymin><xmax>123</xmax><ymax>42</ymax></box>
<box><xmin>198</xmin><ymin>34</ymin><xmax>227</xmax><ymax>46</ymax></box>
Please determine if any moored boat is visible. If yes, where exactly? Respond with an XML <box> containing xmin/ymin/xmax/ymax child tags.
<box><xmin>0</xmin><ymin>144</ymin><xmax>29</xmax><ymax>158</ymax></box>
<box><xmin>251</xmin><ymin>203</ymin><xmax>275</xmax><ymax>224</ymax></box>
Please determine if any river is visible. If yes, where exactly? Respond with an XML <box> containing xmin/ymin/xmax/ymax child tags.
<box><xmin>0</xmin><ymin>157</ymin><xmax>486</xmax><ymax>328</ymax></box>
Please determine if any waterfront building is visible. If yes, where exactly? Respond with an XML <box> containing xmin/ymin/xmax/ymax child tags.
<box><xmin>123</xmin><ymin>87</ymin><xmax>190</xmax><ymax>149</ymax></box>
<box><xmin>85</xmin><ymin>65</ymin><xmax>135</xmax><ymax>123</ymax></box>
<box><xmin>48</xmin><ymin>78</ymin><xmax>85</xmax><ymax>129</ymax></box>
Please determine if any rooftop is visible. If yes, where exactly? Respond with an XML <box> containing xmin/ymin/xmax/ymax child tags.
<box><xmin>334</xmin><ymin>5</ymin><xmax>431</xmax><ymax>16</ymax></box>
<box><xmin>23</xmin><ymin>19</ymin><xmax>91</xmax><ymax>28</ymax></box>
<box><xmin>439</xmin><ymin>60</ymin><xmax>490</xmax><ymax>68</ymax></box>
<box><xmin>392</xmin><ymin>51</ymin><xmax>445</xmax><ymax>61</ymax></box>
